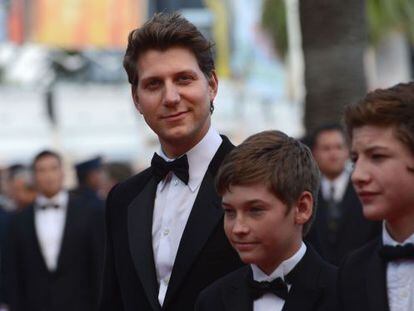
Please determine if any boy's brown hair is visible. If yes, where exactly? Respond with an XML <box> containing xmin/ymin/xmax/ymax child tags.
<box><xmin>123</xmin><ymin>12</ymin><xmax>215</xmax><ymax>88</ymax></box>
<box><xmin>216</xmin><ymin>130</ymin><xmax>320</xmax><ymax>235</ymax></box>
<box><xmin>344</xmin><ymin>82</ymin><xmax>414</xmax><ymax>154</ymax></box>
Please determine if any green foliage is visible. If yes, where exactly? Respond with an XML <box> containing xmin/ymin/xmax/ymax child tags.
<box><xmin>261</xmin><ymin>0</ymin><xmax>288</xmax><ymax>58</ymax></box>
<box><xmin>261</xmin><ymin>0</ymin><xmax>414</xmax><ymax>57</ymax></box>
<box><xmin>367</xmin><ymin>0</ymin><xmax>414</xmax><ymax>45</ymax></box>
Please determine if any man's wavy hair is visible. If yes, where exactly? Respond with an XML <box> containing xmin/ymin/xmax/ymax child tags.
<box><xmin>123</xmin><ymin>12</ymin><xmax>215</xmax><ymax>88</ymax></box>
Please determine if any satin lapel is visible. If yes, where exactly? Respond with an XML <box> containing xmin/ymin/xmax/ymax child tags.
<box><xmin>127</xmin><ymin>177</ymin><xmax>161</xmax><ymax>311</ymax></box>
<box><xmin>282</xmin><ymin>247</ymin><xmax>322</xmax><ymax>311</ymax></box>
<box><xmin>28</xmin><ymin>205</ymin><xmax>50</xmax><ymax>274</ymax></box>
<box><xmin>55</xmin><ymin>195</ymin><xmax>78</xmax><ymax>274</ymax></box>
<box><xmin>366</xmin><ymin>241</ymin><xmax>389</xmax><ymax>311</ymax></box>
<box><xmin>163</xmin><ymin>171</ymin><xmax>223</xmax><ymax>307</ymax></box>
<box><xmin>223</xmin><ymin>268</ymin><xmax>252</xmax><ymax>311</ymax></box>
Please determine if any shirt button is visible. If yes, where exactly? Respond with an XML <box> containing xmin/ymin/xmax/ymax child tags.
<box><xmin>164</xmin><ymin>277</ymin><xmax>170</xmax><ymax>284</ymax></box>
<box><xmin>174</xmin><ymin>179</ymin><xmax>179</xmax><ymax>186</ymax></box>
<box><xmin>163</xmin><ymin>229</ymin><xmax>170</xmax><ymax>236</ymax></box>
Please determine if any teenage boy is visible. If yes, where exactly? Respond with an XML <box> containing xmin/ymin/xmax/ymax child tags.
<box><xmin>99</xmin><ymin>12</ymin><xmax>242</xmax><ymax>311</ymax></box>
<box><xmin>196</xmin><ymin>130</ymin><xmax>338</xmax><ymax>311</ymax></box>
<box><xmin>339</xmin><ymin>82</ymin><xmax>414</xmax><ymax>311</ymax></box>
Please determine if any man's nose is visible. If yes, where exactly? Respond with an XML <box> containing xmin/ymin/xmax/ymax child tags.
<box><xmin>232</xmin><ymin>217</ymin><xmax>249</xmax><ymax>235</ymax></box>
<box><xmin>163</xmin><ymin>82</ymin><xmax>180</xmax><ymax>106</ymax></box>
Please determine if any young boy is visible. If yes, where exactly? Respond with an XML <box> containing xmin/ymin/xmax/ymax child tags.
<box><xmin>196</xmin><ymin>130</ymin><xmax>338</xmax><ymax>311</ymax></box>
<box><xmin>339</xmin><ymin>82</ymin><xmax>414</xmax><ymax>311</ymax></box>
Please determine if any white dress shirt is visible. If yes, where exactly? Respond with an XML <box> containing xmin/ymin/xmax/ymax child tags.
<box><xmin>321</xmin><ymin>170</ymin><xmax>349</xmax><ymax>202</ymax></box>
<box><xmin>152</xmin><ymin>126</ymin><xmax>222</xmax><ymax>306</ymax></box>
<box><xmin>383</xmin><ymin>223</ymin><xmax>414</xmax><ymax>311</ymax></box>
<box><xmin>251</xmin><ymin>242</ymin><xmax>307</xmax><ymax>311</ymax></box>
<box><xmin>34</xmin><ymin>190</ymin><xmax>69</xmax><ymax>271</ymax></box>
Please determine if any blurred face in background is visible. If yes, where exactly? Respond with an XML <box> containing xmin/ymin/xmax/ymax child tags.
<box><xmin>34</xmin><ymin>155</ymin><xmax>64</xmax><ymax>198</ymax></box>
<box><xmin>313</xmin><ymin>130</ymin><xmax>349</xmax><ymax>180</ymax></box>
<box><xmin>9</xmin><ymin>176</ymin><xmax>36</xmax><ymax>209</ymax></box>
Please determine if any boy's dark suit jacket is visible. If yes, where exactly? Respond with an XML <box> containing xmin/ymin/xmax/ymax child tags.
<box><xmin>6</xmin><ymin>193</ymin><xmax>105</xmax><ymax>311</ymax></box>
<box><xmin>99</xmin><ymin>136</ymin><xmax>243</xmax><ymax>311</ymax></box>
<box><xmin>307</xmin><ymin>179</ymin><xmax>381</xmax><ymax>265</ymax></box>
<box><xmin>339</xmin><ymin>237</ymin><xmax>389</xmax><ymax>311</ymax></box>
<box><xmin>195</xmin><ymin>245</ymin><xmax>338</xmax><ymax>311</ymax></box>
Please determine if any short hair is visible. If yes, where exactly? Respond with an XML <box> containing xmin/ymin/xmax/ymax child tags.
<box><xmin>309</xmin><ymin>123</ymin><xmax>346</xmax><ymax>151</ymax></box>
<box><xmin>216</xmin><ymin>130</ymin><xmax>321</xmax><ymax>235</ymax></box>
<box><xmin>344</xmin><ymin>82</ymin><xmax>414</xmax><ymax>154</ymax></box>
<box><xmin>123</xmin><ymin>12</ymin><xmax>215</xmax><ymax>87</ymax></box>
<box><xmin>32</xmin><ymin>150</ymin><xmax>62</xmax><ymax>170</ymax></box>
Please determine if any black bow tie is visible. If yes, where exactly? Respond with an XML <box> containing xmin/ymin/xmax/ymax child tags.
<box><xmin>151</xmin><ymin>153</ymin><xmax>189</xmax><ymax>185</ymax></box>
<box><xmin>248</xmin><ymin>277</ymin><xmax>289</xmax><ymax>300</ymax></box>
<box><xmin>40</xmin><ymin>204</ymin><xmax>60</xmax><ymax>210</ymax></box>
<box><xmin>379</xmin><ymin>243</ymin><xmax>414</xmax><ymax>262</ymax></box>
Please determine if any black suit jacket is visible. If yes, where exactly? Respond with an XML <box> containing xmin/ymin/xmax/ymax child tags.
<box><xmin>6</xmin><ymin>193</ymin><xmax>105</xmax><ymax>311</ymax></box>
<box><xmin>99</xmin><ymin>136</ymin><xmax>243</xmax><ymax>311</ymax></box>
<box><xmin>195</xmin><ymin>245</ymin><xmax>338</xmax><ymax>311</ymax></box>
<box><xmin>339</xmin><ymin>237</ymin><xmax>389</xmax><ymax>311</ymax></box>
<box><xmin>306</xmin><ymin>179</ymin><xmax>381</xmax><ymax>265</ymax></box>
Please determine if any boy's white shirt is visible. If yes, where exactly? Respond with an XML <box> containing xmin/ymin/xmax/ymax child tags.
<box><xmin>382</xmin><ymin>222</ymin><xmax>414</xmax><ymax>311</ymax></box>
<box><xmin>250</xmin><ymin>242</ymin><xmax>307</xmax><ymax>311</ymax></box>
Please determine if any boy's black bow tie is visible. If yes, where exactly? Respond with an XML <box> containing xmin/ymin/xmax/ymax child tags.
<box><xmin>248</xmin><ymin>277</ymin><xmax>289</xmax><ymax>300</ymax></box>
<box><xmin>379</xmin><ymin>243</ymin><xmax>414</xmax><ymax>262</ymax></box>
<box><xmin>151</xmin><ymin>153</ymin><xmax>189</xmax><ymax>185</ymax></box>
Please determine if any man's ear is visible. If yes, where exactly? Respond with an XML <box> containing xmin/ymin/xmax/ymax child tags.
<box><xmin>208</xmin><ymin>71</ymin><xmax>218</xmax><ymax>102</ymax></box>
<box><xmin>294</xmin><ymin>191</ymin><xmax>313</xmax><ymax>226</ymax></box>
<box><xmin>131</xmin><ymin>85</ymin><xmax>142</xmax><ymax>114</ymax></box>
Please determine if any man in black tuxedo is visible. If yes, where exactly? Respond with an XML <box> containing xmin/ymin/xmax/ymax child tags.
<box><xmin>339</xmin><ymin>82</ymin><xmax>414</xmax><ymax>311</ymax></box>
<box><xmin>196</xmin><ymin>131</ymin><xmax>337</xmax><ymax>311</ymax></box>
<box><xmin>306</xmin><ymin>124</ymin><xmax>381</xmax><ymax>265</ymax></box>
<box><xmin>6</xmin><ymin>150</ymin><xmax>104</xmax><ymax>311</ymax></box>
<box><xmin>99</xmin><ymin>12</ymin><xmax>242</xmax><ymax>311</ymax></box>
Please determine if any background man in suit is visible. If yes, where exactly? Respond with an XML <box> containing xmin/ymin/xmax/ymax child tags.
<box><xmin>6</xmin><ymin>150</ymin><xmax>104</xmax><ymax>311</ymax></box>
<box><xmin>196</xmin><ymin>130</ymin><xmax>337</xmax><ymax>311</ymax></box>
<box><xmin>99</xmin><ymin>12</ymin><xmax>243</xmax><ymax>311</ymax></box>
<box><xmin>339</xmin><ymin>82</ymin><xmax>414</xmax><ymax>311</ymax></box>
<box><xmin>306</xmin><ymin>124</ymin><xmax>381</xmax><ymax>265</ymax></box>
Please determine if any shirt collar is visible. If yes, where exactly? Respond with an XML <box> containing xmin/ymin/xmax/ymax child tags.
<box><xmin>321</xmin><ymin>169</ymin><xmax>349</xmax><ymax>201</ymax></box>
<box><xmin>157</xmin><ymin>126</ymin><xmax>222</xmax><ymax>192</ymax></box>
<box><xmin>36</xmin><ymin>190</ymin><xmax>69</xmax><ymax>209</ymax></box>
<box><xmin>382</xmin><ymin>221</ymin><xmax>414</xmax><ymax>246</ymax></box>
<box><xmin>251</xmin><ymin>242</ymin><xmax>307</xmax><ymax>282</ymax></box>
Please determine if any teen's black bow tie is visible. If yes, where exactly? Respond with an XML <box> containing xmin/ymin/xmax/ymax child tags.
<box><xmin>248</xmin><ymin>277</ymin><xmax>289</xmax><ymax>300</ymax></box>
<box><xmin>151</xmin><ymin>153</ymin><xmax>189</xmax><ymax>185</ymax></box>
<box><xmin>379</xmin><ymin>243</ymin><xmax>414</xmax><ymax>262</ymax></box>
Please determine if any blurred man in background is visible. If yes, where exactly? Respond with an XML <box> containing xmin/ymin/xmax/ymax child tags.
<box><xmin>6</xmin><ymin>150</ymin><xmax>104</xmax><ymax>311</ymax></box>
<box><xmin>73</xmin><ymin>157</ymin><xmax>105</xmax><ymax>209</ymax></box>
<box><xmin>306</xmin><ymin>124</ymin><xmax>381</xmax><ymax>265</ymax></box>
<box><xmin>7</xmin><ymin>164</ymin><xmax>36</xmax><ymax>210</ymax></box>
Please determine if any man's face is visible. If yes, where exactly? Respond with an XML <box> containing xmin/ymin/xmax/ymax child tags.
<box><xmin>9</xmin><ymin>178</ymin><xmax>36</xmax><ymax>208</ymax></box>
<box><xmin>133</xmin><ymin>46</ymin><xmax>218</xmax><ymax>158</ymax></box>
<box><xmin>312</xmin><ymin>130</ymin><xmax>349</xmax><ymax>180</ymax></box>
<box><xmin>222</xmin><ymin>184</ymin><xmax>307</xmax><ymax>274</ymax></box>
<box><xmin>34</xmin><ymin>155</ymin><xmax>64</xmax><ymax>198</ymax></box>
<box><xmin>351</xmin><ymin>125</ymin><xmax>414</xmax><ymax>222</ymax></box>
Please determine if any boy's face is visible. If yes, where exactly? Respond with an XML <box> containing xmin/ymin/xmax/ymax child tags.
<box><xmin>351</xmin><ymin>125</ymin><xmax>414</xmax><ymax>222</ymax></box>
<box><xmin>222</xmin><ymin>184</ymin><xmax>308</xmax><ymax>275</ymax></box>
<box><xmin>133</xmin><ymin>46</ymin><xmax>218</xmax><ymax>158</ymax></box>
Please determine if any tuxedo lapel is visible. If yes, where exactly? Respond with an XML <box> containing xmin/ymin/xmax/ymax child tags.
<box><xmin>163</xmin><ymin>136</ymin><xmax>234</xmax><ymax>308</ymax></box>
<box><xmin>163</xmin><ymin>171</ymin><xmax>223</xmax><ymax>307</ymax></box>
<box><xmin>128</xmin><ymin>177</ymin><xmax>161</xmax><ymax>311</ymax></box>
<box><xmin>282</xmin><ymin>247</ymin><xmax>323</xmax><ymax>311</ymax></box>
<box><xmin>223</xmin><ymin>267</ymin><xmax>252</xmax><ymax>311</ymax></box>
<box><xmin>28</xmin><ymin>206</ymin><xmax>50</xmax><ymax>274</ymax></box>
<box><xmin>366</xmin><ymin>240</ymin><xmax>389</xmax><ymax>311</ymax></box>
<box><xmin>55</xmin><ymin>195</ymin><xmax>79</xmax><ymax>274</ymax></box>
